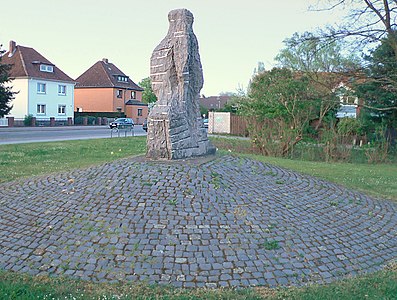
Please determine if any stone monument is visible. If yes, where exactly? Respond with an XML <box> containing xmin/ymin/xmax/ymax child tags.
<box><xmin>146</xmin><ymin>8</ymin><xmax>216</xmax><ymax>160</ymax></box>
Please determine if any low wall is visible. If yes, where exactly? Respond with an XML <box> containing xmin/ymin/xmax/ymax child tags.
<box><xmin>208</xmin><ymin>112</ymin><xmax>231</xmax><ymax>134</ymax></box>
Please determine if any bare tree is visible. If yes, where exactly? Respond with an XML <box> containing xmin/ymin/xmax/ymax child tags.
<box><xmin>312</xmin><ymin>1</ymin><xmax>397</xmax><ymax>53</ymax></box>
<box><xmin>312</xmin><ymin>1</ymin><xmax>397</xmax><ymax>113</ymax></box>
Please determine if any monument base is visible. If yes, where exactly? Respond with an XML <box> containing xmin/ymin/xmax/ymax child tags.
<box><xmin>146</xmin><ymin>113</ymin><xmax>216</xmax><ymax>160</ymax></box>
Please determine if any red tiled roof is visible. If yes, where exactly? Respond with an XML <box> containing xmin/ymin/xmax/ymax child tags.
<box><xmin>75</xmin><ymin>59</ymin><xmax>143</xmax><ymax>91</ymax></box>
<box><xmin>1</xmin><ymin>44</ymin><xmax>74</xmax><ymax>83</ymax></box>
<box><xmin>199</xmin><ymin>95</ymin><xmax>231</xmax><ymax>110</ymax></box>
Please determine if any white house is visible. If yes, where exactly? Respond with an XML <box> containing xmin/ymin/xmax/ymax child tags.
<box><xmin>1</xmin><ymin>41</ymin><xmax>75</xmax><ymax>125</ymax></box>
<box><xmin>335</xmin><ymin>82</ymin><xmax>360</xmax><ymax>119</ymax></box>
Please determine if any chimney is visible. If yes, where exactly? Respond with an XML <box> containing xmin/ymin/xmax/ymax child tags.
<box><xmin>102</xmin><ymin>58</ymin><xmax>108</xmax><ymax>64</ymax></box>
<box><xmin>9</xmin><ymin>40</ymin><xmax>16</xmax><ymax>57</ymax></box>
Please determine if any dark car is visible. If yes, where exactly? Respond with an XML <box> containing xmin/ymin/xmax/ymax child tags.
<box><xmin>109</xmin><ymin>118</ymin><xmax>134</xmax><ymax>129</ymax></box>
<box><xmin>143</xmin><ymin>119</ymin><xmax>148</xmax><ymax>132</ymax></box>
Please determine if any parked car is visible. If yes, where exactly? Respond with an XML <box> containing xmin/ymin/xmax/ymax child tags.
<box><xmin>203</xmin><ymin>118</ymin><xmax>208</xmax><ymax>128</ymax></box>
<box><xmin>143</xmin><ymin>119</ymin><xmax>148</xmax><ymax>132</ymax></box>
<box><xmin>109</xmin><ymin>118</ymin><xmax>134</xmax><ymax>129</ymax></box>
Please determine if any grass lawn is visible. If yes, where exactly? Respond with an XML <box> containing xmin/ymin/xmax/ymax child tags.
<box><xmin>0</xmin><ymin>137</ymin><xmax>146</xmax><ymax>184</ymax></box>
<box><xmin>0</xmin><ymin>137</ymin><xmax>396</xmax><ymax>299</ymax></box>
<box><xmin>239</xmin><ymin>153</ymin><xmax>397</xmax><ymax>202</ymax></box>
<box><xmin>0</xmin><ymin>265</ymin><xmax>396</xmax><ymax>299</ymax></box>
<box><xmin>211</xmin><ymin>137</ymin><xmax>397</xmax><ymax>202</ymax></box>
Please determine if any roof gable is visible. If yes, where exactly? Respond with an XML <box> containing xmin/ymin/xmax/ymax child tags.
<box><xmin>1</xmin><ymin>44</ymin><xmax>74</xmax><ymax>83</ymax></box>
<box><xmin>75</xmin><ymin>59</ymin><xmax>143</xmax><ymax>91</ymax></box>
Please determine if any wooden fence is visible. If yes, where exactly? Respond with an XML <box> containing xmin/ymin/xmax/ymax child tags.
<box><xmin>230</xmin><ymin>114</ymin><xmax>249</xmax><ymax>136</ymax></box>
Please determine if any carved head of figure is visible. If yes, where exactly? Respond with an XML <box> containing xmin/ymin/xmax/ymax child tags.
<box><xmin>168</xmin><ymin>9</ymin><xmax>194</xmax><ymax>28</ymax></box>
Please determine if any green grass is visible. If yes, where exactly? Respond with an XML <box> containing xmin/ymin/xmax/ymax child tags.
<box><xmin>0</xmin><ymin>137</ymin><xmax>146</xmax><ymax>184</ymax></box>
<box><xmin>211</xmin><ymin>137</ymin><xmax>397</xmax><ymax>202</ymax></box>
<box><xmin>272</xmin><ymin>264</ymin><xmax>397</xmax><ymax>300</ymax></box>
<box><xmin>0</xmin><ymin>136</ymin><xmax>397</xmax><ymax>299</ymax></box>
<box><xmin>238</xmin><ymin>153</ymin><xmax>397</xmax><ymax>202</ymax></box>
<box><xmin>0</xmin><ymin>265</ymin><xmax>396</xmax><ymax>299</ymax></box>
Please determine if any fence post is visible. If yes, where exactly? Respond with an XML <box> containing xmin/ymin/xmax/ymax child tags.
<box><xmin>83</xmin><ymin>117</ymin><xmax>88</xmax><ymax>126</ymax></box>
<box><xmin>67</xmin><ymin>117</ymin><xmax>73</xmax><ymax>126</ymax></box>
<box><xmin>7</xmin><ymin>117</ymin><xmax>14</xmax><ymax>127</ymax></box>
<box><xmin>50</xmin><ymin>117</ymin><xmax>55</xmax><ymax>126</ymax></box>
<box><xmin>31</xmin><ymin>117</ymin><xmax>36</xmax><ymax>127</ymax></box>
<box><xmin>96</xmin><ymin>117</ymin><xmax>102</xmax><ymax>126</ymax></box>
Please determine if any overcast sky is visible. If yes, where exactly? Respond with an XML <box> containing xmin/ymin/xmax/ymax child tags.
<box><xmin>1</xmin><ymin>0</ymin><xmax>346</xmax><ymax>96</ymax></box>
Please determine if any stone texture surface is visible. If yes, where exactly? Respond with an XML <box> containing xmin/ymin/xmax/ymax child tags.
<box><xmin>147</xmin><ymin>9</ymin><xmax>215</xmax><ymax>160</ymax></box>
<box><xmin>0</xmin><ymin>155</ymin><xmax>396</xmax><ymax>288</ymax></box>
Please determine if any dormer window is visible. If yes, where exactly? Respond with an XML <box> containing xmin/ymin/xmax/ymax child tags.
<box><xmin>40</xmin><ymin>64</ymin><xmax>54</xmax><ymax>73</ymax></box>
<box><xmin>117</xmin><ymin>75</ymin><xmax>128</xmax><ymax>82</ymax></box>
<box><xmin>340</xmin><ymin>96</ymin><xmax>358</xmax><ymax>105</ymax></box>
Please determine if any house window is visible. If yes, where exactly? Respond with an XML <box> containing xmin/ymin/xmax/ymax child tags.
<box><xmin>37</xmin><ymin>83</ymin><xmax>46</xmax><ymax>94</ymax></box>
<box><xmin>37</xmin><ymin>104</ymin><xmax>46</xmax><ymax>114</ymax></box>
<box><xmin>58</xmin><ymin>105</ymin><xmax>66</xmax><ymax>115</ymax></box>
<box><xmin>117</xmin><ymin>75</ymin><xmax>128</xmax><ymax>82</ymax></box>
<box><xmin>77</xmin><ymin>107</ymin><xmax>83</xmax><ymax>112</ymax></box>
<box><xmin>347</xmin><ymin>96</ymin><xmax>357</xmax><ymax>105</ymax></box>
<box><xmin>40</xmin><ymin>64</ymin><xmax>53</xmax><ymax>73</ymax></box>
<box><xmin>58</xmin><ymin>85</ymin><xmax>66</xmax><ymax>95</ymax></box>
<box><xmin>131</xmin><ymin>91</ymin><xmax>136</xmax><ymax>99</ymax></box>
<box><xmin>117</xmin><ymin>90</ymin><xmax>123</xmax><ymax>98</ymax></box>
<box><xmin>341</xmin><ymin>96</ymin><xmax>357</xmax><ymax>105</ymax></box>
<box><xmin>138</xmin><ymin>108</ymin><xmax>143</xmax><ymax>116</ymax></box>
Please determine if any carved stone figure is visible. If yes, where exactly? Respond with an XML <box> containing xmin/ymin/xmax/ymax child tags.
<box><xmin>146</xmin><ymin>9</ymin><xmax>215</xmax><ymax>160</ymax></box>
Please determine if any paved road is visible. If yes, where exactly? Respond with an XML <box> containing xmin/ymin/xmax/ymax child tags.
<box><xmin>0</xmin><ymin>155</ymin><xmax>395</xmax><ymax>288</ymax></box>
<box><xmin>0</xmin><ymin>126</ymin><xmax>147</xmax><ymax>145</ymax></box>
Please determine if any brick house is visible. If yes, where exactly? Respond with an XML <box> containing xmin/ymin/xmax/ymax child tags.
<box><xmin>1</xmin><ymin>40</ymin><xmax>75</xmax><ymax>125</ymax></box>
<box><xmin>74</xmin><ymin>58</ymin><xmax>147</xmax><ymax>124</ymax></box>
<box><xmin>199</xmin><ymin>95</ymin><xmax>231</xmax><ymax>111</ymax></box>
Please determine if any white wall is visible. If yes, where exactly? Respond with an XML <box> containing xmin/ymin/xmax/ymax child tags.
<box><xmin>28</xmin><ymin>79</ymin><xmax>74</xmax><ymax>120</ymax></box>
<box><xmin>208</xmin><ymin>112</ymin><xmax>231</xmax><ymax>134</ymax></box>
<box><xmin>6</xmin><ymin>78</ymin><xmax>29</xmax><ymax>118</ymax></box>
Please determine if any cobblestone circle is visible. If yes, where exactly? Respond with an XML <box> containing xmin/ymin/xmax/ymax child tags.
<box><xmin>1</xmin><ymin>155</ymin><xmax>396</xmax><ymax>288</ymax></box>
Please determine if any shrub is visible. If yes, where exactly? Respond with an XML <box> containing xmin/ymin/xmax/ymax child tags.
<box><xmin>23</xmin><ymin>114</ymin><xmax>34</xmax><ymax>126</ymax></box>
<box><xmin>337</xmin><ymin>118</ymin><xmax>363</xmax><ymax>136</ymax></box>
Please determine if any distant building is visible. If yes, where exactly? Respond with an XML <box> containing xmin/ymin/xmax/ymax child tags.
<box><xmin>335</xmin><ymin>83</ymin><xmax>361</xmax><ymax>119</ymax></box>
<box><xmin>199</xmin><ymin>95</ymin><xmax>231</xmax><ymax>111</ymax></box>
<box><xmin>1</xmin><ymin>40</ymin><xmax>75</xmax><ymax>124</ymax></box>
<box><xmin>74</xmin><ymin>59</ymin><xmax>147</xmax><ymax>124</ymax></box>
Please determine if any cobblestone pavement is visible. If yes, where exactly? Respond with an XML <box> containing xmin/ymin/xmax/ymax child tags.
<box><xmin>1</xmin><ymin>155</ymin><xmax>396</xmax><ymax>288</ymax></box>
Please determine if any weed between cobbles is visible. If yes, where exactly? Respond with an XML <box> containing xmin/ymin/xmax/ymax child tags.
<box><xmin>210</xmin><ymin>171</ymin><xmax>221</xmax><ymax>189</ymax></box>
<box><xmin>168</xmin><ymin>199</ymin><xmax>177</xmax><ymax>206</ymax></box>
<box><xmin>261</xmin><ymin>239</ymin><xmax>281</xmax><ymax>250</ymax></box>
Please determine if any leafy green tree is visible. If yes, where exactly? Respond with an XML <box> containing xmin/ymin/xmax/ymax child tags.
<box><xmin>354</xmin><ymin>34</ymin><xmax>397</xmax><ymax>127</ymax></box>
<box><xmin>246</xmin><ymin>68</ymin><xmax>317</xmax><ymax>128</ymax></box>
<box><xmin>0</xmin><ymin>47</ymin><xmax>14</xmax><ymax>117</ymax></box>
<box><xmin>276</xmin><ymin>32</ymin><xmax>360</xmax><ymax>73</ymax></box>
<box><xmin>139</xmin><ymin>77</ymin><xmax>157</xmax><ymax>104</ymax></box>
<box><xmin>240</xmin><ymin>68</ymin><xmax>319</xmax><ymax>156</ymax></box>
<box><xmin>275</xmin><ymin>31</ymin><xmax>361</xmax><ymax>130</ymax></box>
